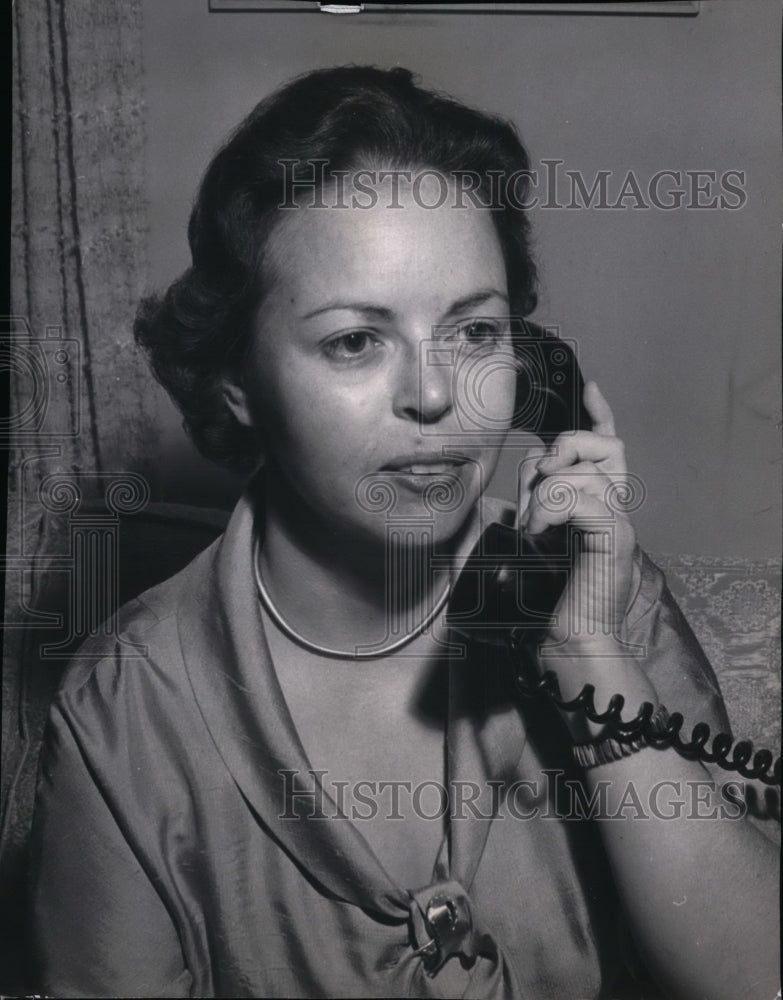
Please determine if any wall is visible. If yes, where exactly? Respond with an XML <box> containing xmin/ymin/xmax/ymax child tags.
<box><xmin>141</xmin><ymin>0</ymin><xmax>781</xmax><ymax>559</ymax></box>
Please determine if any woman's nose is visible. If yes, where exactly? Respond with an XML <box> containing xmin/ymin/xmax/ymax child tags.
<box><xmin>392</xmin><ymin>349</ymin><xmax>454</xmax><ymax>425</ymax></box>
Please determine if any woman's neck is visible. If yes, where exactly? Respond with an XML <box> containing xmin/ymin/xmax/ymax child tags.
<box><xmin>255</xmin><ymin>471</ymin><xmax>480</xmax><ymax>654</ymax></box>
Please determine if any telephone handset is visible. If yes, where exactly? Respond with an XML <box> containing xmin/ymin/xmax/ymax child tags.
<box><xmin>445</xmin><ymin>320</ymin><xmax>780</xmax><ymax>786</ymax></box>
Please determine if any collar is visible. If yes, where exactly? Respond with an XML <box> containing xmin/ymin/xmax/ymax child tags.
<box><xmin>177</xmin><ymin>475</ymin><xmax>527</xmax><ymax>917</ymax></box>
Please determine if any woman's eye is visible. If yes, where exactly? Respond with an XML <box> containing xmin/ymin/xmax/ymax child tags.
<box><xmin>322</xmin><ymin>331</ymin><xmax>379</xmax><ymax>362</ymax></box>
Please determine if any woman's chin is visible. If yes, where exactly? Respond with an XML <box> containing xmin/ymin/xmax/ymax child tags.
<box><xmin>372</xmin><ymin>504</ymin><xmax>479</xmax><ymax>553</ymax></box>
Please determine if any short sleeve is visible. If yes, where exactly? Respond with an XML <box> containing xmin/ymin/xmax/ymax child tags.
<box><xmin>623</xmin><ymin>547</ymin><xmax>731</xmax><ymax>738</ymax></box>
<box><xmin>28</xmin><ymin>699</ymin><xmax>191</xmax><ymax>999</ymax></box>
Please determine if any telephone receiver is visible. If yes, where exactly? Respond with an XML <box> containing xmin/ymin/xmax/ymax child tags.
<box><xmin>446</xmin><ymin>318</ymin><xmax>590</xmax><ymax>649</ymax></box>
<box><xmin>444</xmin><ymin>319</ymin><xmax>780</xmax><ymax>786</ymax></box>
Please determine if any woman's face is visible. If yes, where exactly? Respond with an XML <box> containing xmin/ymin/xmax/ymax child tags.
<box><xmin>226</xmin><ymin>176</ymin><xmax>517</xmax><ymax>548</ymax></box>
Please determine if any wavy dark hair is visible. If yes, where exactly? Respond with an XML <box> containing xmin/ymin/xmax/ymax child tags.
<box><xmin>134</xmin><ymin>65</ymin><xmax>539</xmax><ymax>473</ymax></box>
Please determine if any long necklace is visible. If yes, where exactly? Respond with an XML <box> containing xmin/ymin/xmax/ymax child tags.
<box><xmin>253</xmin><ymin>537</ymin><xmax>451</xmax><ymax>660</ymax></box>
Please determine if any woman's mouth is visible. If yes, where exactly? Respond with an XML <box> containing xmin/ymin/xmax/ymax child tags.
<box><xmin>390</xmin><ymin>463</ymin><xmax>461</xmax><ymax>475</ymax></box>
<box><xmin>381</xmin><ymin>454</ymin><xmax>468</xmax><ymax>474</ymax></box>
<box><xmin>379</xmin><ymin>456</ymin><xmax>470</xmax><ymax>493</ymax></box>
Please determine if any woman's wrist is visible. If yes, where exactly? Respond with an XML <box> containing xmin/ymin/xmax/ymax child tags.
<box><xmin>537</xmin><ymin>635</ymin><xmax>660</xmax><ymax>742</ymax></box>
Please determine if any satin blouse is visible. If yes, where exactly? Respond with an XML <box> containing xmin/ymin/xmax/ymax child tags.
<box><xmin>28</xmin><ymin>488</ymin><xmax>731</xmax><ymax>998</ymax></box>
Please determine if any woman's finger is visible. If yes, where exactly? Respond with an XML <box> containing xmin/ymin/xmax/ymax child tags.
<box><xmin>536</xmin><ymin>431</ymin><xmax>626</xmax><ymax>475</ymax></box>
<box><xmin>526</xmin><ymin>487</ymin><xmax>613</xmax><ymax>537</ymax></box>
<box><xmin>517</xmin><ymin>451</ymin><xmax>547</xmax><ymax>528</ymax></box>
<box><xmin>525</xmin><ymin>462</ymin><xmax>609</xmax><ymax>535</ymax></box>
<box><xmin>584</xmin><ymin>380</ymin><xmax>616</xmax><ymax>437</ymax></box>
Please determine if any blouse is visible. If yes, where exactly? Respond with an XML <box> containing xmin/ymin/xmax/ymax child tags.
<box><xmin>28</xmin><ymin>486</ymin><xmax>731</xmax><ymax>998</ymax></box>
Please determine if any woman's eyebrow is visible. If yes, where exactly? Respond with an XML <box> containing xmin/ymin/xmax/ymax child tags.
<box><xmin>442</xmin><ymin>289</ymin><xmax>509</xmax><ymax>318</ymax></box>
<box><xmin>302</xmin><ymin>302</ymin><xmax>394</xmax><ymax>321</ymax></box>
<box><xmin>302</xmin><ymin>289</ymin><xmax>508</xmax><ymax>322</ymax></box>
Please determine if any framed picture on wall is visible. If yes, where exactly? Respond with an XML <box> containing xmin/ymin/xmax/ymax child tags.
<box><xmin>4</xmin><ymin>2</ymin><xmax>781</xmax><ymax>997</ymax></box>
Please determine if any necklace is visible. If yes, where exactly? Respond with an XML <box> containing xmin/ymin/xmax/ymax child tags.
<box><xmin>252</xmin><ymin>537</ymin><xmax>451</xmax><ymax>660</ymax></box>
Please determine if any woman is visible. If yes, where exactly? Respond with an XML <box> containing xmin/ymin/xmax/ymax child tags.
<box><xmin>29</xmin><ymin>66</ymin><xmax>778</xmax><ymax>999</ymax></box>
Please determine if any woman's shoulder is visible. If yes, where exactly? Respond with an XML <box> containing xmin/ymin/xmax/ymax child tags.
<box><xmin>55</xmin><ymin>539</ymin><xmax>220</xmax><ymax>714</ymax></box>
<box><xmin>36</xmin><ymin>542</ymin><xmax>233</xmax><ymax>873</ymax></box>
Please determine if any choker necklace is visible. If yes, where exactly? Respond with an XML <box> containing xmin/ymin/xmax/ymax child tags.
<box><xmin>252</xmin><ymin>537</ymin><xmax>451</xmax><ymax>660</ymax></box>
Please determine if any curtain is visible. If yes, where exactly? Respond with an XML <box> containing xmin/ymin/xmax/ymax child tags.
<box><xmin>3</xmin><ymin>1</ymin><xmax>150</xmax><ymax>987</ymax></box>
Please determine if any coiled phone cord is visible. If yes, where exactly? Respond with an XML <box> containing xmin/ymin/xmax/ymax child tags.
<box><xmin>510</xmin><ymin>643</ymin><xmax>781</xmax><ymax>787</ymax></box>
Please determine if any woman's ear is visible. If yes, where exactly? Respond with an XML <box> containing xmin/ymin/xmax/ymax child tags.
<box><xmin>222</xmin><ymin>376</ymin><xmax>255</xmax><ymax>428</ymax></box>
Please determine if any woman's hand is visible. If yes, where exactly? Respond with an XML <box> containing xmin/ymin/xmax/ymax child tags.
<box><xmin>518</xmin><ymin>381</ymin><xmax>655</xmax><ymax>734</ymax></box>
<box><xmin>520</xmin><ymin>381</ymin><xmax>636</xmax><ymax>639</ymax></box>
